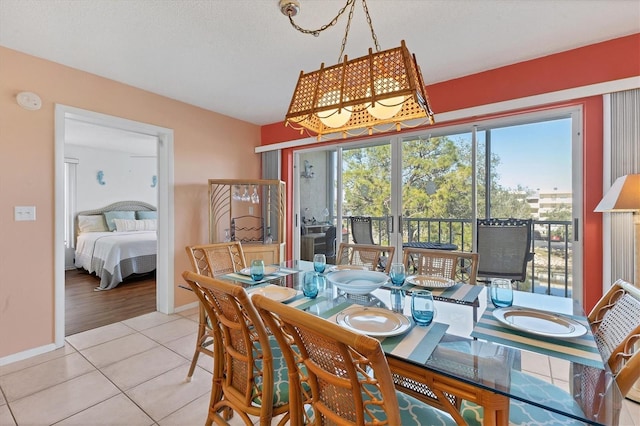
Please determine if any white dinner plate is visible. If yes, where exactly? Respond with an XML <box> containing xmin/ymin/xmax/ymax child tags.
<box><xmin>406</xmin><ymin>275</ymin><xmax>456</xmax><ymax>289</ymax></box>
<box><xmin>492</xmin><ymin>307</ymin><xmax>587</xmax><ymax>338</ymax></box>
<box><xmin>248</xmin><ymin>285</ymin><xmax>298</xmax><ymax>303</ymax></box>
<box><xmin>327</xmin><ymin>265</ymin><xmax>369</xmax><ymax>272</ymax></box>
<box><xmin>238</xmin><ymin>266</ymin><xmax>280</xmax><ymax>276</ymax></box>
<box><xmin>336</xmin><ymin>307</ymin><xmax>411</xmax><ymax>337</ymax></box>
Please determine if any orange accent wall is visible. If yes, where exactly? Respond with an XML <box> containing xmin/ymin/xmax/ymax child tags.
<box><xmin>0</xmin><ymin>46</ymin><xmax>261</xmax><ymax>359</ymax></box>
<box><xmin>265</xmin><ymin>33</ymin><xmax>640</xmax><ymax>312</ymax></box>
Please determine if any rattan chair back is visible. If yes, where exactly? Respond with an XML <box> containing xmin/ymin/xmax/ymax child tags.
<box><xmin>184</xmin><ymin>242</ymin><xmax>247</xmax><ymax>381</ymax></box>
<box><xmin>402</xmin><ymin>248</ymin><xmax>479</xmax><ymax>284</ymax></box>
<box><xmin>253</xmin><ymin>293</ymin><xmax>403</xmax><ymax>425</ymax></box>
<box><xmin>182</xmin><ymin>271</ymin><xmax>290</xmax><ymax>426</ymax></box>
<box><xmin>186</xmin><ymin>241</ymin><xmax>246</xmax><ymax>277</ymax></box>
<box><xmin>336</xmin><ymin>242</ymin><xmax>395</xmax><ymax>273</ymax></box>
<box><xmin>588</xmin><ymin>278</ymin><xmax>640</xmax><ymax>396</ymax></box>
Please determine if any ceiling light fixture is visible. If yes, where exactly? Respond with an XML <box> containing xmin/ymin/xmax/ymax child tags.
<box><xmin>280</xmin><ymin>0</ymin><xmax>435</xmax><ymax>140</ymax></box>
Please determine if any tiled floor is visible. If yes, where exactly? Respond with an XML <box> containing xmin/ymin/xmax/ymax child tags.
<box><xmin>0</xmin><ymin>308</ymin><xmax>639</xmax><ymax>425</ymax></box>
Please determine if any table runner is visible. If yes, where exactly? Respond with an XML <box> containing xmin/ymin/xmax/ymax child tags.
<box><xmin>221</xmin><ymin>267</ymin><xmax>299</xmax><ymax>285</ymax></box>
<box><xmin>382</xmin><ymin>281</ymin><xmax>483</xmax><ymax>306</ymax></box>
<box><xmin>471</xmin><ymin>306</ymin><xmax>604</xmax><ymax>369</ymax></box>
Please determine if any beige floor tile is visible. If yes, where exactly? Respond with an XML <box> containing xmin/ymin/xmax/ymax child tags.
<box><xmin>552</xmin><ymin>378</ymin><xmax>570</xmax><ymax>393</ymax></box>
<box><xmin>141</xmin><ymin>318</ymin><xmax>199</xmax><ymax>344</ymax></box>
<box><xmin>122</xmin><ymin>311</ymin><xmax>181</xmax><ymax>331</ymax></box>
<box><xmin>548</xmin><ymin>356</ymin><xmax>571</xmax><ymax>381</ymax></box>
<box><xmin>56</xmin><ymin>394</ymin><xmax>155</xmax><ymax>426</ymax></box>
<box><xmin>0</xmin><ymin>404</ymin><xmax>15</xmax><ymax>426</ymax></box>
<box><xmin>622</xmin><ymin>398</ymin><xmax>640</xmax><ymax>426</ymax></box>
<box><xmin>126</xmin><ymin>365</ymin><xmax>212</xmax><ymax>421</ymax></box>
<box><xmin>176</xmin><ymin>306</ymin><xmax>199</xmax><ymax>319</ymax></box>
<box><xmin>101</xmin><ymin>346</ymin><xmax>188</xmax><ymax>390</ymax></box>
<box><xmin>0</xmin><ymin>344</ymin><xmax>76</xmax><ymax>377</ymax></box>
<box><xmin>520</xmin><ymin>350</ymin><xmax>551</xmax><ymax>376</ymax></box>
<box><xmin>0</xmin><ymin>389</ymin><xmax>5</xmax><ymax>405</ymax></box>
<box><xmin>80</xmin><ymin>332</ymin><xmax>160</xmax><ymax>368</ymax></box>
<box><xmin>0</xmin><ymin>352</ymin><xmax>95</xmax><ymax>402</ymax></box>
<box><xmin>157</xmin><ymin>393</ymin><xmax>209</xmax><ymax>426</ymax></box>
<box><xmin>66</xmin><ymin>322</ymin><xmax>136</xmax><ymax>350</ymax></box>
<box><xmin>9</xmin><ymin>371</ymin><xmax>120</xmax><ymax>425</ymax></box>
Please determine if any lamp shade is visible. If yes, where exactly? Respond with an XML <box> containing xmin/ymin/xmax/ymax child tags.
<box><xmin>594</xmin><ymin>174</ymin><xmax>640</xmax><ymax>212</ymax></box>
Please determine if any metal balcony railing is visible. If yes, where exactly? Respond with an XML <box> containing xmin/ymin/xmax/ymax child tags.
<box><xmin>342</xmin><ymin>216</ymin><xmax>573</xmax><ymax>298</ymax></box>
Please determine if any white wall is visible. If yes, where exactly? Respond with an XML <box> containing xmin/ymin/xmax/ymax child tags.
<box><xmin>65</xmin><ymin>144</ymin><xmax>158</xmax><ymax>212</ymax></box>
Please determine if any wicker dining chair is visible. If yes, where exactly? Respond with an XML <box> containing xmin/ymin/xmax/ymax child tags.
<box><xmin>182</xmin><ymin>271</ymin><xmax>292</xmax><ymax>426</ymax></box>
<box><xmin>402</xmin><ymin>247</ymin><xmax>479</xmax><ymax>284</ymax></box>
<box><xmin>252</xmin><ymin>293</ymin><xmax>457</xmax><ymax>426</ymax></box>
<box><xmin>184</xmin><ymin>242</ymin><xmax>246</xmax><ymax>381</ymax></box>
<box><xmin>588</xmin><ymin>278</ymin><xmax>640</xmax><ymax>396</ymax></box>
<box><xmin>336</xmin><ymin>242</ymin><xmax>395</xmax><ymax>273</ymax></box>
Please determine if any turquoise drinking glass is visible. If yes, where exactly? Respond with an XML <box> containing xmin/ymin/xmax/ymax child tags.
<box><xmin>490</xmin><ymin>278</ymin><xmax>513</xmax><ymax>308</ymax></box>
<box><xmin>389</xmin><ymin>263</ymin><xmax>406</xmax><ymax>286</ymax></box>
<box><xmin>303</xmin><ymin>271</ymin><xmax>319</xmax><ymax>299</ymax></box>
<box><xmin>250</xmin><ymin>259</ymin><xmax>265</xmax><ymax>281</ymax></box>
<box><xmin>411</xmin><ymin>290</ymin><xmax>435</xmax><ymax>326</ymax></box>
<box><xmin>313</xmin><ymin>253</ymin><xmax>326</xmax><ymax>273</ymax></box>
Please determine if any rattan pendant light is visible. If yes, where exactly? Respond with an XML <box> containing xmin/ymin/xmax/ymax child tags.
<box><xmin>280</xmin><ymin>0</ymin><xmax>435</xmax><ymax>140</ymax></box>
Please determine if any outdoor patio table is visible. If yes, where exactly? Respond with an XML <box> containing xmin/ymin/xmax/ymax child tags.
<box><xmin>213</xmin><ymin>260</ymin><xmax>627</xmax><ymax>426</ymax></box>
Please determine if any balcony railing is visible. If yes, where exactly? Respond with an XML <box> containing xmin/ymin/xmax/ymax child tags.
<box><xmin>342</xmin><ymin>216</ymin><xmax>573</xmax><ymax>298</ymax></box>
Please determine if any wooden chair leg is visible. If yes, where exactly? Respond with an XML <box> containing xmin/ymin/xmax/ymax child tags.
<box><xmin>186</xmin><ymin>304</ymin><xmax>213</xmax><ymax>381</ymax></box>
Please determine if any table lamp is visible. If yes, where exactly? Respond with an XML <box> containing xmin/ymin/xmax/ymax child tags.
<box><xmin>594</xmin><ymin>173</ymin><xmax>640</xmax><ymax>402</ymax></box>
<box><xmin>594</xmin><ymin>174</ymin><xmax>640</xmax><ymax>285</ymax></box>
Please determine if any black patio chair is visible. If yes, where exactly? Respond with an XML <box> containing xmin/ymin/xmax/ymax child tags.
<box><xmin>350</xmin><ymin>216</ymin><xmax>375</xmax><ymax>245</ymax></box>
<box><xmin>476</xmin><ymin>218</ymin><xmax>534</xmax><ymax>283</ymax></box>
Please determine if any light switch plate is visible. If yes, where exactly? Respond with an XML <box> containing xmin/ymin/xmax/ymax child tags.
<box><xmin>15</xmin><ymin>206</ymin><xmax>36</xmax><ymax>221</ymax></box>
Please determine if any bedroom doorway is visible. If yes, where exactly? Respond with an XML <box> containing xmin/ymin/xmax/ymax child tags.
<box><xmin>54</xmin><ymin>105</ymin><xmax>175</xmax><ymax>346</ymax></box>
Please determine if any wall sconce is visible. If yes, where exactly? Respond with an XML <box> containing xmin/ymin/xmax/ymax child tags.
<box><xmin>96</xmin><ymin>170</ymin><xmax>106</xmax><ymax>185</ymax></box>
<box><xmin>301</xmin><ymin>160</ymin><xmax>315</xmax><ymax>178</ymax></box>
<box><xmin>151</xmin><ymin>175</ymin><xmax>157</xmax><ymax>188</ymax></box>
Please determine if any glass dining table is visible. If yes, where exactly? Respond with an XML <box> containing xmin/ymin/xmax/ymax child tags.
<box><xmin>214</xmin><ymin>260</ymin><xmax>629</xmax><ymax>426</ymax></box>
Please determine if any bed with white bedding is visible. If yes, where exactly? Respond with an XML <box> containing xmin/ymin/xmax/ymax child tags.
<box><xmin>74</xmin><ymin>201</ymin><xmax>157</xmax><ymax>290</ymax></box>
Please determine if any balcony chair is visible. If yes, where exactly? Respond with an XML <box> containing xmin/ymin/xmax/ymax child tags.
<box><xmin>460</xmin><ymin>278</ymin><xmax>640</xmax><ymax>426</ymax></box>
<box><xmin>314</xmin><ymin>225</ymin><xmax>337</xmax><ymax>264</ymax></box>
<box><xmin>252</xmin><ymin>293</ymin><xmax>458</xmax><ymax>426</ymax></box>
<box><xmin>350</xmin><ymin>215</ymin><xmax>375</xmax><ymax>245</ymax></box>
<box><xmin>476</xmin><ymin>218</ymin><xmax>534</xmax><ymax>283</ymax></box>
<box><xmin>402</xmin><ymin>247</ymin><xmax>479</xmax><ymax>284</ymax></box>
<box><xmin>182</xmin><ymin>271</ymin><xmax>292</xmax><ymax>426</ymax></box>
<box><xmin>184</xmin><ymin>242</ymin><xmax>246</xmax><ymax>381</ymax></box>
<box><xmin>336</xmin><ymin>242</ymin><xmax>395</xmax><ymax>273</ymax></box>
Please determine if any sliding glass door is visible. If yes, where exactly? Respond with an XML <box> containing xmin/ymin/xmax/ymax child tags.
<box><xmin>293</xmin><ymin>107</ymin><xmax>581</xmax><ymax>298</ymax></box>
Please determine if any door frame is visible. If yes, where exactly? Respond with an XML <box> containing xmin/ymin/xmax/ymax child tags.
<box><xmin>54</xmin><ymin>104</ymin><xmax>175</xmax><ymax>347</ymax></box>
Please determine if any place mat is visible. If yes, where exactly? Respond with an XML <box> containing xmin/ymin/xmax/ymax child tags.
<box><xmin>221</xmin><ymin>267</ymin><xmax>299</xmax><ymax>285</ymax></box>
<box><xmin>321</xmin><ymin>302</ymin><xmax>449</xmax><ymax>364</ymax></box>
<box><xmin>383</xmin><ymin>282</ymin><xmax>483</xmax><ymax>306</ymax></box>
<box><xmin>471</xmin><ymin>306</ymin><xmax>604</xmax><ymax>369</ymax></box>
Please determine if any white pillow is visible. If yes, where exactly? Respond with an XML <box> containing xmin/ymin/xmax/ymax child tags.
<box><xmin>113</xmin><ymin>218</ymin><xmax>157</xmax><ymax>232</ymax></box>
<box><xmin>78</xmin><ymin>215</ymin><xmax>108</xmax><ymax>233</ymax></box>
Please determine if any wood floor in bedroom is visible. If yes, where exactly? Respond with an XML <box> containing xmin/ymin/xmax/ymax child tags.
<box><xmin>65</xmin><ymin>269</ymin><xmax>156</xmax><ymax>336</ymax></box>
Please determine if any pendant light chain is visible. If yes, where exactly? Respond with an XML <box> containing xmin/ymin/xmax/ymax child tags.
<box><xmin>286</xmin><ymin>0</ymin><xmax>355</xmax><ymax>37</ymax></box>
<box><xmin>285</xmin><ymin>0</ymin><xmax>382</xmax><ymax>62</ymax></box>
<box><xmin>361</xmin><ymin>0</ymin><xmax>381</xmax><ymax>53</ymax></box>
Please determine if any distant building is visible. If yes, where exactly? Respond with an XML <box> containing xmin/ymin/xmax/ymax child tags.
<box><xmin>526</xmin><ymin>190</ymin><xmax>572</xmax><ymax>220</ymax></box>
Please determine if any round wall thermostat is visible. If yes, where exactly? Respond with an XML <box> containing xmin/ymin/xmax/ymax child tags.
<box><xmin>16</xmin><ymin>91</ymin><xmax>42</xmax><ymax>111</ymax></box>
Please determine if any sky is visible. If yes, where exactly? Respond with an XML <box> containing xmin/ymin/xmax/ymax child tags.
<box><xmin>482</xmin><ymin>118</ymin><xmax>573</xmax><ymax>193</ymax></box>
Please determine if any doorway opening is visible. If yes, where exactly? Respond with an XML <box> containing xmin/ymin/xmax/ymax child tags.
<box><xmin>54</xmin><ymin>105</ymin><xmax>175</xmax><ymax>346</ymax></box>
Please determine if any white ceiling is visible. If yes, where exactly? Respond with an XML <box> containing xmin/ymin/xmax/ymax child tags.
<box><xmin>1</xmin><ymin>0</ymin><xmax>639</xmax><ymax>129</ymax></box>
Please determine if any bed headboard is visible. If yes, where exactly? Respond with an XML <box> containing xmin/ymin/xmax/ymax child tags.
<box><xmin>74</xmin><ymin>200</ymin><xmax>157</xmax><ymax>241</ymax></box>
